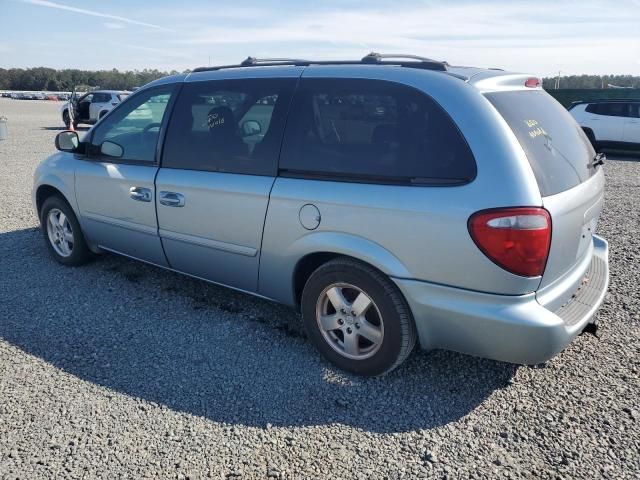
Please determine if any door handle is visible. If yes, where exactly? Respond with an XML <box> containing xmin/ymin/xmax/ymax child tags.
<box><xmin>129</xmin><ymin>186</ymin><xmax>152</xmax><ymax>202</ymax></box>
<box><xmin>159</xmin><ymin>191</ymin><xmax>185</xmax><ymax>207</ymax></box>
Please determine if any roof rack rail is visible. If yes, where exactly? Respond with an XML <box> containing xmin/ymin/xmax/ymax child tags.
<box><xmin>191</xmin><ymin>52</ymin><xmax>449</xmax><ymax>73</ymax></box>
<box><xmin>361</xmin><ymin>52</ymin><xmax>447</xmax><ymax>71</ymax></box>
<box><xmin>240</xmin><ymin>56</ymin><xmax>311</xmax><ymax>66</ymax></box>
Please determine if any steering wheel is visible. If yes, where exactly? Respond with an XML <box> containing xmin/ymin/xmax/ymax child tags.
<box><xmin>143</xmin><ymin>122</ymin><xmax>162</xmax><ymax>134</ymax></box>
<box><xmin>139</xmin><ymin>122</ymin><xmax>162</xmax><ymax>149</ymax></box>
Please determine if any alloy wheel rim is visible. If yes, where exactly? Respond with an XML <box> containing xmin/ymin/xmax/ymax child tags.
<box><xmin>316</xmin><ymin>283</ymin><xmax>384</xmax><ymax>360</ymax></box>
<box><xmin>46</xmin><ymin>208</ymin><xmax>74</xmax><ymax>257</ymax></box>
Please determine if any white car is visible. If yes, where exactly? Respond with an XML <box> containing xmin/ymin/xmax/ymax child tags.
<box><xmin>61</xmin><ymin>90</ymin><xmax>129</xmax><ymax>129</ymax></box>
<box><xmin>569</xmin><ymin>100</ymin><xmax>640</xmax><ymax>151</ymax></box>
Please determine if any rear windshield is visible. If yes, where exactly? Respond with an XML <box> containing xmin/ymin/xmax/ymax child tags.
<box><xmin>485</xmin><ymin>90</ymin><xmax>595</xmax><ymax>196</ymax></box>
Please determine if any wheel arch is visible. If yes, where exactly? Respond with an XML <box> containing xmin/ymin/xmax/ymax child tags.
<box><xmin>284</xmin><ymin>232</ymin><xmax>413</xmax><ymax>308</ymax></box>
<box><xmin>34</xmin><ymin>174</ymin><xmax>78</xmax><ymax>218</ymax></box>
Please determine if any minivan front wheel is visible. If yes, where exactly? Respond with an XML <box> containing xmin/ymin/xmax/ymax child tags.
<box><xmin>301</xmin><ymin>258</ymin><xmax>416</xmax><ymax>376</ymax></box>
<box><xmin>40</xmin><ymin>196</ymin><xmax>92</xmax><ymax>266</ymax></box>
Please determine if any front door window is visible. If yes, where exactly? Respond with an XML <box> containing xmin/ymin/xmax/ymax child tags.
<box><xmin>89</xmin><ymin>85</ymin><xmax>175</xmax><ymax>163</ymax></box>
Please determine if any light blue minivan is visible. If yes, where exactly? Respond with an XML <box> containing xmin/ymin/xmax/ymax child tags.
<box><xmin>34</xmin><ymin>54</ymin><xmax>609</xmax><ymax>375</ymax></box>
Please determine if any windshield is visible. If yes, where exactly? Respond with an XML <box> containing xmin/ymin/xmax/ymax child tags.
<box><xmin>485</xmin><ymin>90</ymin><xmax>596</xmax><ymax>196</ymax></box>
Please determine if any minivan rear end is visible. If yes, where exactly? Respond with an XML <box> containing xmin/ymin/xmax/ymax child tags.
<box><xmin>484</xmin><ymin>88</ymin><xmax>606</xmax><ymax>306</ymax></box>
<box><xmin>397</xmin><ymin>76</ymin><xmax>609</xmax><ymax>364</ymax></box>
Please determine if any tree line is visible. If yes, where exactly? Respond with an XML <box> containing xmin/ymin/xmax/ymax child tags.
<box><xmin>542</xmin><ymin>74</ymin><xmax>639</xmax><ymax>89</ymax></box>
<box><xmin>0</xmin><ymin>67</ymin><xmax>180</xmax><ymax>92</ymax></box>
<box><xmin>0</xmin><ymin>67</ymin><xmax>638</xmax><ymax>92</ymax></box>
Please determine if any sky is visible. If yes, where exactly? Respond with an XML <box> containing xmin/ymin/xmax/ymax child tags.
<box><xmin>0</xmin><ymin>0</ymin><xmax>639</xmax><ymax>76</ymax></box>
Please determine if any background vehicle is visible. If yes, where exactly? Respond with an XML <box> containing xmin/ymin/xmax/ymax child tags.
<box><xmin>61</xmin><ymin>89</ymin><xmax>129</xmax><ymax>129</ymax></box>
<box><xmin>34</xmin><ymin>54</ymin><xmax>609</xmax><ymax>376</ymax></box>
<box><xmin>569</xmin><ymin>99</ymin><xmax>640</xmax><ymax>151</ymax></box>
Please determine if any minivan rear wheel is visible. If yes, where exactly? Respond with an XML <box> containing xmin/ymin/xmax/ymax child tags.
<box><xmin>301</xmin><ymin>258</ymin><xmax>416</xmax><ymax>376</ymax></box>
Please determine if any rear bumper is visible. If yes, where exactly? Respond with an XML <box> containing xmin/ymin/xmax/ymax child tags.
<box><xmin>393</xmin><ymin>235</ymin><xmax>609</xmax><ymax>365</ymax></box>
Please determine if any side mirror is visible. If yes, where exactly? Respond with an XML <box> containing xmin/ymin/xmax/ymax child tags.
<box><xmin>100</xmin><ymin>140</ymin><xmax>124</xmax><ymax>158</ymax></box>
<box><xmin>242</xmin><ymin>120</ymin><xmax>261</xmax><ymax>137</ymax></box>
<box><xmin>55</xmin><ymin>131</ymin><xmax>79</xmax><ymax>152</ymax></box>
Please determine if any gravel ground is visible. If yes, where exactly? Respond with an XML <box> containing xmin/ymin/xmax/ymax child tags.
<box><xmin>0</xmin><ymin>97</ymin><xmax>639</xmax><ymax>479</ymax></box>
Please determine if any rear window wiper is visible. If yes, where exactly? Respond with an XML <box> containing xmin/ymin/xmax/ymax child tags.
<box><xmin>590</xmin><ymin>152</ymin><xmax>605</xmax><ymax>169</ymax></box>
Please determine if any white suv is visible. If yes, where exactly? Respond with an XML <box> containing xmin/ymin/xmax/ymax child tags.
<box><xmin>569</xmin><ymin>100</ymin><xmax>640</xmax><ymax>151</ymax></box>
<box><xmin>61</xmin><ymin>90</ymin><xmax>129</xmax><ymax>129</ymax></box>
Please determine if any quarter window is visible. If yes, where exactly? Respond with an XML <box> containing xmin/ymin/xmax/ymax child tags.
<box><xmin>90</xmin><ymin>85</ymin><xmax>174</xmax><ymax>163</ymax></box>
<box><xmin>162</xmin><ymin>78</ymin><xmax>296</xmax><ymax>176</ymax></box>
<box><xmin>586</xmin><ymin>102</ymin><xmax>630</xmax><ymax>117</ymax></box>
<box><xmin>92</xmin><ymin>93</ymin><xmax>111</xmax><ymax>103</ymax></box>
<box><xmin>279</xmin><ymin>78</ymin><xmax>476</xmax><ymax>184</ymax></box>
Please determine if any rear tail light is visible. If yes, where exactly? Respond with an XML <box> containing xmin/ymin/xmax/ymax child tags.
<box><xmin>525</xmin><ymin>77</ymin><xmax>541</xmax><ymax>88</ymax></box>
<box><xmin>468</xmin><ymin>207</ymin><xmax>551</xmax><ymax>277</ymax></box>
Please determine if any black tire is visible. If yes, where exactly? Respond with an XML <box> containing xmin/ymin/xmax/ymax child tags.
<box><xmin>98</xmin><ymin>110</ymin><xmax>108</xmax><ymax>119</ymax></box>
<box><xmin>583</xmin><ymin>128</ymin><xmax>599</xmax><ymax>152</ymax></box>
<box><xmin>62</xmin><ymin>109</ymin><xmax>71</xmax><ymax>129</ymax></box>
<box><xmin>40</xmin><ymin>195</ymin><xmax>92</xmax><ymax>266</ymax></box>
<box><xmin>301</xmin><ymin>257</ymin><xmax>417</xmax><ymax>376</ymax></box>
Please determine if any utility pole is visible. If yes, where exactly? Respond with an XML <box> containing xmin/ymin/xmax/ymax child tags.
<box><xmin>555</xmin><ymin>71</ymin><xmax>561</xmax><ymax>90</ymax></box>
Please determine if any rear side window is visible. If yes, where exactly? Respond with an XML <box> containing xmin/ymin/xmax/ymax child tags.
<box><xmin>486</xmin><ymin>90</ymin><xmax>596</xmax><ymax>196</ymax></box>
<box><xmin>584</xmin><ymin>104</ymin><xmax>598</xmax><ymax>114</ymax></box>
<box><xmin>280</xmin><ymin>78</ymin><xmax>476</xmax><ymax>185</ymax></box>
<box><xmin>162</xmin><ymin>78</ymin><xmax>296</xmax><ymax>176</ymax></box>
<box><xmin>91</xmin><ymin>93</ymin><xmax>109</xmax><ymax>103</ymax></box>
<box><xmin>585</xmin><ymin>102</ymin><xmax>630</xmax><ymax>117</ymax></box>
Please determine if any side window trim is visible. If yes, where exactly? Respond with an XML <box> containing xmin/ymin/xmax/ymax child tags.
<box><xmin>87</xmin><ymin>83</ymin><xmax>179</xmax><ymax>166</ymax></box>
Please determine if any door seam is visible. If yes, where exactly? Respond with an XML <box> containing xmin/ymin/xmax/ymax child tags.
<box><xmin>256</xmin><ymin>69</ymin><xmax>305</xmax><ymax>295</ymax></box>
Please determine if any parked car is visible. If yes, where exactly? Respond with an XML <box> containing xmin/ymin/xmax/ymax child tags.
<box><xmin>61</xmin><ymin>90</ymin><xmax>129</xmax><ymax>129</ymax></box>
<box><xmin>33</xmin><ymin>54</ymin><xmax>609</xmax><ymax>375</ymax></box>
<box><xmin>569</xmin><ymin>99</ymin><xmax>640</xmax><ymax>151</ymax></box>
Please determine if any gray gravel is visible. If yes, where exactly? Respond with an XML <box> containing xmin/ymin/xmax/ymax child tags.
<box><xmin>1</xmin><ymin>97</ymin><xmax>639</xmax><ymax>479</ymax></box>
